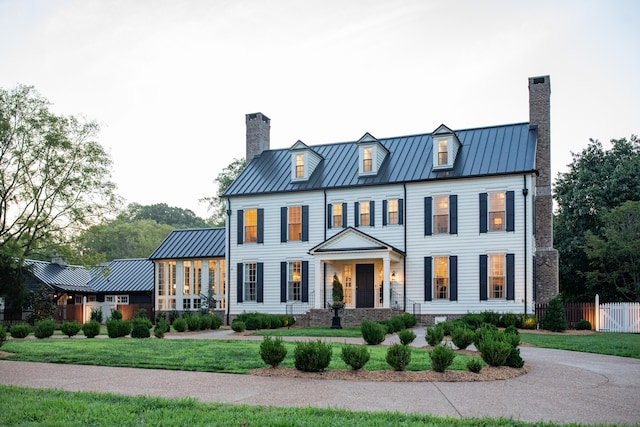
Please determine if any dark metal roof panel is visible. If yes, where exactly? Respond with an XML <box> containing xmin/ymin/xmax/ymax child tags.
<box><xmin>89</xmin><ymin>259</ymin><xmax>154</xmax><ymax>293</ymax></box>
<box><xmin>224</xmin><ymin>122</ymin><xmax>535</xmax><ymax>196</ymax></box>
<box><xmin>149</xmin><ymin>227</ymin><xmax>225</xmax><ymax>260</ymax></box>
<box><xmin>24</xmin><ymin>260</ymin><xmax>91</xmax><ymax>292</ymax></box>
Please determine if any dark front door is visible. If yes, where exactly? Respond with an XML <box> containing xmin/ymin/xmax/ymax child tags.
<box><xmin>355</xmin><ymin>264</ymin><xmax>375</xmax><ymax>308</ymax></box>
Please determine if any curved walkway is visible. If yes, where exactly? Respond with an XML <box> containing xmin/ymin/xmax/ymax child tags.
<box><xmin>1</xmin><ymin>328</ymin><xmax>639</xmax><ymax>425</ymax></box>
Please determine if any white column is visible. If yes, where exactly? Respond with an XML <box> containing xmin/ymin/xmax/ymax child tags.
<box><xmin>176</xmin><ymin>260</ymin><xmax>184</xmax><ymax>310</ymax></box>
<box><xmin>383</xmin><ymin>256</ymin><xmax>390</xmax><ymax>309</ymax></box>
<box><xmin>314</xmin><ymin>259</ymin><xmax>323</xmax><ymax>308</ymax></box>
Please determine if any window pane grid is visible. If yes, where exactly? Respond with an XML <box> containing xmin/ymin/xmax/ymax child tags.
<box><xmin>489</xmin><ymin>255</ymin><xmax>505</xmax><ymax>299</ymax></box>
<box><xmin>245</xmin><ymin>209</ymin><xmax>257</xmax><ymax>242</ymax></box>
<box><xmin>360</xmin><ymin>201</ymin><xmax>370</xmax><ymax>226</ymax></box>
<box><xmin>333</xmin><ymin>204</ymin><xmax>343</xmax><ymax>228</ymax></box>
<box><xmin>244</xmin><ymin>263</ymin><xmax>257</xmax><ymax>301</ymax></box>
<box><xmin>363</xmin><ymin>148</ymin><xmax>372</xmax><ymax>172</ymax></box>
<box><xmin>343</xmin><ymin>265</ymin><xmax>353</xmax><ymax>306</ymax></box>
<box><xmin>289</xmin><ymin>206</ymin><xmax>302</xmax><ymax>241</ymax></box>
<box><xmin>296</xmin><ymin>154</ymin><xmax>304</xmax><ymax>178</ymax></box>
<box><xmin>434</xmin><ymin>196</ymin><xmax>448</xmax><ymax>233</ymax></box>
<box><xmin>489</xmin><ymin>192</ymin><xmax>505</xmax><ymax>231</ymax></box>
<box><xmin>433</xmin><ymin>256</ymin><xmax>449</xmax><ymax>300</ymax></box>
<box><xmin>288</xmin><ymin>261</ymin><xmax>301</xmax><ymax>301</ymax></box>
<box><xmin>438</xmin><ymin>140</ymin><xmax>448</xmax><ymax>165</ymax></box>
<box><xmin>388</xmin><ymin>199</ymin><xmax>398</xmax><ymax>225</ymax></box>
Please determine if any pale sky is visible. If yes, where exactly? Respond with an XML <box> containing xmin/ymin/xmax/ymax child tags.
<box><xmin>1</xmin><ymin>0</ymin><xmax>638</xmax><ymax>219</ymax></box>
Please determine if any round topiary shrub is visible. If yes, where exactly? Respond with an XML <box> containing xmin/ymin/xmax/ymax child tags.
<box><xmin>500</xmin><ymin>313</ymin><xmax>518</xmax><ymax>328</ymax></box>
<box><xmin>398</xmin><ymin>329</ymin><xmax>416</xmax><ymax>346</ymax></box>
<box><xmin>541</xmin><ymin>294</ymin><xmax>568</xmax><ymax>332</ymax></box>
<box><xmin>294</xmin><ymin>340</ymin><xmax>332</xmax><ymax>372</ymax></box>
<box><xmin>386</xmin><ymin>343</ymin><xmax>411</xmax><ymax>371</ymax></box>
<box><xmin>82</xmin><ymin>320</ymin><xmax>101</xmax><ymax>338</ymax></box>
<box><xmin>154</xmin><ymin>318</ymin><xmax>169</xmax><ymax>339</ymax></box>
<box><xmin>210</xmin><ymin>315</ymin><xmax>222</xmax><ymax>330</ymax></box>
<box><xmin>429</xmin><ymin>344</ymin><xmax>456</xmax><ymax>372</ymax></box>
<box><xmin>61</xmin><ymin>321</ymin><xmax>81</xmax><ymax>338</ymax></box>
<box><xmin>477</xmin><ymin>335</ymin><xmax>512</xmax><ymax>367</ymax></box>
<box><xmin>481</xmin><ymin>310</ymin><xmax>500</xmax><ymax>326</ymax></box>
<box><xmin>400</xmin><ymin>313</ymin><xmax>417</xmax><ymax>329</ymax></box>
<box><xmin>259</xmin><ymin>336</ymin><xmax>288</xmax><ymax>368</ymax></box>
<box><xmin>451</xmin><ymin>326</ymin><xmax>475</xmax><ymax>350</ymax></box>
<box><xmin>10</xmin><ymin>324</ymin><xmax>30</xmax><ymax>338</ymax></box>
<box><xmin>521</xmin><ymin>315</ymin><xmax>537</xmax><ymax>329</ymax></box>
<box><xmin>106</xmin><ymin>319</ymin><xmax>131</xmax><ymax>338</ymax></box>
<box><xmin>467</xmin><ymin>358</ymin><xmax>484</xmax><ymax>373</ymax></box>
<box><xmin>231</xmin><ymin>320</ymin><xmax>246</xmax><ymax>332</ymax></box>
<box><xmin>386</xmin><ymin>316</ymin><xmax>405</xmax><ymax>334</ymax></box>
<box><xmin>361</xmin><ymin>320</ymin><xmax>386</xmax><ymax>345</ymax></box>
<box><xmin>426</xmin><ymin>325</ymin><xmax>444</xmax><ymax>347</ymax></box>
<box><xmin>34</xmin><ymin>319</ymin><xmax>55</xmax><ymax>339</ymax></box>
<box><xmin>131</xmin><ymin>319</ymin><xmax>151</xmax><ymax>338</ymax></box>
<box><xmin>576</xmin><ymin>319</ymin><xmax>592</xmax><ymax>330</ymax></box>
<box><xmin>340</xmin><ymin>344</ymin><xmax>370</xmax><ymax>370</ymax></box>
<box><xmin>185</xmin><ymin>315</ymin><xmax>201</xmax><ymax>331</ymax></box>
<box><xmin>172</xmin><ymin>317</ymin><xmax>187</xmax><ymax>332</ymax></box>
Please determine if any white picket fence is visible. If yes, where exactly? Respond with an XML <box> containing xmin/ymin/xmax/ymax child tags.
<box><xmin>595</xmin><ymin>294</ymin><xmax>640</xmax><ymax>333</ymax></box>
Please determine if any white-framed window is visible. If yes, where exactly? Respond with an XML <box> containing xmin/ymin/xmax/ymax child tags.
<box><xmin>288</xmin><ymin>261</ymin><xmax>301</xmax><ymax>301</ymax></box>
<box><xmin>194</xmin><ymin>260</ymin><xmax>201</xmax><ymax>296</ymax></box>
<box><xmin>433</xmin><ymin>256</ymin><xmax>449</xmax><ymax>300</ymax></box>
<box><xmin>183</xmin><ymin>261</ymin><xmax>191</xmax><ymax>295</ymax></box>
<box><xmin>363</xmin><ymin>147</ymin><xmax>373</xmax><ymax>172</ymax></box>
<box><xmin>158</xmin><ymin>261</ymin><xmax>166</xmax><ymax>296</ymax></box>
<box><xmin>209</xmin><ymin>260</ymin><xmax>217</xmax><ymax>295</ymax></box>
<box><xmin>332</xmin><ymin>204</ymin><xmax>343</xmax><ymax>228</ymax></box>
<box><xmin>288</xmin><ymin>206</ymin><xmax>302</xmax><ymax>241</ymax></box>
<box><xmin>489</xmin><ymin>192</ymin><xmax>506</xmax><ymax>231</ymax></box>
<box><xmin>295</xmin><ymin>153</ymin><xmax>305</xmax><ymax>178</ymax></box>
<box><xmin>343</xmin><ymin>265</ymin><xmax>353</xmax><ymax>306</ymax></box>
<box><xmin>105</xmin><ymin>295</ymin><xmax>115</xmax><ymax>303</ymax></box>
<box><xmin>107</xmin><ymin>295</ymin><xmax>129</xmax><ymax>304</ymax></box>
<box><xmin>169</xmin><ymin>298</ymin><xmax>176</xmax><ymax>310</ymax></box>
<box><xmin>75</xmin><ymin>295</ymin><xmax>82</xmax><ymax>304</ymax></box>
<box><xmin>433</xmin><ymin>196</ymin><xmax>449</xmax><ymax>234</ymax></box>
<box><xmin>184</xmin><ymin>298</ymin><xmax>191</xmax><ymax>310</ymax></box>
<box><xmin>88</xmin><ymin>295</ymin><xmax>97</xmax><ymax>302</ymax></box>
<box><xmin>437</xmin><ymin>139</ymin><xmax>448</xmax><ymax>166</ymax></box>
<box><xmin>387</xmin><ymin>199</ymin><xmax>399</xmax><ymax>225</ymax></box>
<box><xmin>244</xmin><ymin>263</ymin><xmax>257</xmax><ymax>302</ymax></box>
<box><xmin>245</xmin><ymin>209</ymin><xmax>257</xmax><ymax>243</ymax></box>
<box><xmin>359</xmin><ymin>201</ymin><xmax>370</xmax><ymax>226</ymax></box>
<box><xmin>168</xmin><ymin>262</ymin><xmax>177</xmax><ymax>296</ymax></box>
<box><xmin>193</xmin><ymin>298</ymin><xmax>202</xmax><ymax>309</ymax></box>
<box><xmin>489</xmin><ymin>254</ymin><xmax>505</xmax><ymax>299</ymax></box>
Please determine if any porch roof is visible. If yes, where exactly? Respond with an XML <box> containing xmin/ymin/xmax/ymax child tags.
<box><xmin>308</xmin><ymin>227</ymin><xmax>405</xmax><ymax>258</ymax></box>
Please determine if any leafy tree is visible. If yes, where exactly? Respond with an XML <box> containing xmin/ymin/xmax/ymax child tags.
<box><xmin>27</xmin><ymin>285</ymin><xmax>57</xmax><ymax>324</ymax></box>
<box><xmin>201</xmin><ymin>158</ymin><xmax>246</xmax><ymax>226</ymax></box>
<box><xmin>123</xmin><ymin>203</ymin><xmax>208</xmax><ymax>228</ymax></box>
<box><xmin>584</xmin><ymin>201</ymin><xmax>640</xmax><ymax>301</ymax></box>
<box><xmin>554</xmin><ymin>136</ymin><xmax>640</xmax><ymax>301</ymax></box>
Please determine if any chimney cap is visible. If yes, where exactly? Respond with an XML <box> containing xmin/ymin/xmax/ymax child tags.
<box><xmin>246</xmin><ymin>112</ymin><xmax>270</xmax><ymax>123</ymax></box>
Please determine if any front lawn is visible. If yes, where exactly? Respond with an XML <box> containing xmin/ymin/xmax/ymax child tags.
<box><xmin>519</xmin><ymin>332</ymin><xmax>640</xmax><ymax>359</ymax></box>
<box><xmin>250</xmin><ymin>326</ymin><xmax>363</xmax><ymax>338</ymax></box>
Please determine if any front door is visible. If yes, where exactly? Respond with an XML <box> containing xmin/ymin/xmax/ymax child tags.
<box><xmin>355</xmin><ymin>264</ymin><xmax>375</xmax><ymax>308</ymax></box>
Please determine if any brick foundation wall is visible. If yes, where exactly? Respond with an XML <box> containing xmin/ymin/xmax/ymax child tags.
<box><xmin>308</xmin><ymin>308</ymin><xmax>404</xmax><ymax>327</ymax></box>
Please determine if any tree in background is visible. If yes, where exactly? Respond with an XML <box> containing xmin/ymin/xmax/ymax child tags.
<box><xmin>201</xmin><ymin>158</ymin><xmax>246</xmax><ymax>226</ymax></box>
<box><xmin>554</xmin><ymin>136</ymin><xmax>640</xmax><ymax>301</ymax></box>
<box><xmin>124</xmin><ymin>203</ymin><xmax>208</xmax><ymax>228</ymax></box>
<box><xmin>584</xmin><ymin>201</ymin><xmax>640</xmax><ymax>302</ymax></box>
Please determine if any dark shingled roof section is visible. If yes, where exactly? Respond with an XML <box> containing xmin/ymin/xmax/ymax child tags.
<box><xmin>89</xmin><ymin>258</ymin><xmax>154</xmax><ymax>293</ymax></box>
<box><xmin>149</xmin><ymin>227</ymin><xmax>226</xmax><ymax>260</ymax></box>
<box><xmin>224</xmin><ymin>123</ymin><xmax>536</xmax><ymax>196</ymax></box>
<box><xmin>24</xmin><ymin>259</ymin><xmax>91</xmax><ymax>292</ymax></box>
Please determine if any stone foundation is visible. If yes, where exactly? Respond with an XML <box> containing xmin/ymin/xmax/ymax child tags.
<box><xmin>308</xmin><ymin>308</ymin><xmax>404</xmax><ymax>327</ymax></box>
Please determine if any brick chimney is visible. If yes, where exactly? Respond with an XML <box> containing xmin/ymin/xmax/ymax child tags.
<box><xmin>245</xmin><ymin>112</ymin><xmax>270</xmax><ymax>161</ymax></box>
<box><xmin>529</xmin><ymin>75</ymin><xmax>559</xmax><ymax>304</ymax></box>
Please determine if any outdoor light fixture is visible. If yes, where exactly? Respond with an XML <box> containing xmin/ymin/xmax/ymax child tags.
<box><xmin>391</xmin><ymin>271</ymin><xmax>396</xmax><ymax>283</ymax></box>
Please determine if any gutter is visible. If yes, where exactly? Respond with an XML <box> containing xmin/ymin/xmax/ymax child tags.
<box><xmin>523</xmin><ymin>174</ymin><xmax>528</xmax><ymax>316</ymax></box>
<box><xmin>226</xmin><ymin>198</ymin><xmax>231</xmax><ymax>326</ymax></box>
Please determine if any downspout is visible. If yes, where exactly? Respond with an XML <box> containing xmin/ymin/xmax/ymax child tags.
<box><xmin>226</xmin><ymin>198</ymin><xmax>231</xmax><ymax>326</ymax></box>
<box><xmin>403</xmin><ymin>184</ymin><xmax>407</xmax><ymax>312</ymax></box>
<box><xmin>323</xmin><ymin>190</ymin><xmax>327</xmax><ymax>308</ymax></box>
<box><xmin>522</xmin><ymin>175</ymin><xmax>528</xmax><ymax>316</ymax></box>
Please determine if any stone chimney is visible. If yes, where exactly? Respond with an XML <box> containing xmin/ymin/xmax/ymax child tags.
<box><xmin>529</xmin><ymin>75</ymin><xmax>559</xmax><ymax>304</ymax></box>
<box><xmin>245</xmin><ymin>112</ymin><xmax>270</xmax><ymax>161</ymax></box>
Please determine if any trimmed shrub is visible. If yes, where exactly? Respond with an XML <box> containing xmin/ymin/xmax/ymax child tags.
<box><xmin>481</xmin><ymin>311</ymin><xmax>500</xmax><ymax>326</ymax></box>
<box><xmin>473</xmin><ymin>324</ymin><xmax>499</xmax><ymax>348</ymax></box>
<box><xmin>340</xmin><ymin>344</ymin><xmax>370</xmax><ymax>370</ymax></box>
<box><xmin>504</xmin><ymin>325</ymin><xmax>519</xmax><ymax>336</ymax></box>
<box><xmin>426</xmin><ymin>325</ymin><xmax>444</xmax><ymax>347</ymax></box>
<box><xmin>521</xmin><ymin>315</ymin><xmax>537</xmax><ymax>329</ymax></box>
<box><xmin>361</xmin><ymin>320</ymin><xmax>386</xmax><ymax>345</ymax></box>
<box><xmin>110</xmin><ymin>309</ymin><xmax>123</xmax><ymax>320</ymax></box>
<box><xmin>398</xmin><ymin>329</ymin><xmax>416</xmax><ymax>346</ymax></box>
<box><xmin>154</xmin><ymin>318</ymin><xmax>169</xmax><ymax>339</ymax></box>
<box><xmin>169</xmin><ymin>310</ymin><xmax>180</xmax><ymax>325</ymax></box>
<box><xmin>294</xmin><ymin>340</ymin><xmax>332</xmax><ymax>372</ymax></box>
<box><xmin>231</xmin><ymin>320</ymin><xmax>246</xmax><ymax>332</ymax></box>
<box><xmin>467</xmin><ymin>358</ymin><xmax>484</xmax><ymax>373</ymax></box>
<box><xmin>34</xmin><ymin>319</ymin><xmax>55</xmax><ymax>339</ymax></box>
<box><xmin>400</xmin><ymin>313</ymin><xmax>417</xmax><ymax>329</ymax></box>
<box><xmin>505</xmin><ymin>346</ymin><xmax>525</xmax><ymax>368</ymax></box>
<box><xmin>172</xmin><ymin>317</ymin><xmax>187</xmax><ymax>332</ymax></box>
<box><xmin>131</xmin><ymin>319</ymin><xmax>151</xmax><ymax>338</ymax></box>
<box><xmin>387</xmin><ymin>316</ymin><xmax>405</xmax><ymax>334</ymax></box>
<box><xmin>210</xmin><ymin>315</ymin><xmax>223</xmax><ymax>330</ymax></box>
<box><xmin>439</xmin><ymin>320</ymin><xmax>454</xmax><ymax>337</ymax></box>
<box><xmin>0</xmin><ymin>326</ymin><xmax>6</xmax><ymax>347</ymax></box>
<box><xmin>386</xmin><ymin>343</ymin><xmax>411</xmax><ymax>371</ymax></box>
<box><xmin>541</xmin><ymin>294</ymin><xmax>568</xmax><ymax>332</ymax></box>
<box><xmin>500</xmin><ymin>313</ymin><xmax>518</xmax><ymax>328</ymax></box>
<box><xmin>477</xmin><ymin>335</ymin><xmax>511</xmax><ymax>367</ymax></box>
<box><xmin>259</xmin><ymin>336</ymin><xmax>288</xmax><ymax>368</ymax></box>
<box><xmin>106</xmin><ymin>319</ymin><xmax>131</xmax><ymax>338</ymax></box>
<box><xmin>199</xmin><ymin>315</ymin><xmax>213</xmax><ymax>330</ymax></box>
<box><xmin>82</xmin><ymin>320</ymin><xmax>100</xmax><ymax>338</ymax></box>
<box><xmin>451</xmin><ymin>326</ymin><xmax>475</xmax><ymax>350</ymax></box>
<box><xmin>61</xmin><ymin>321</ymin><xmax>81</xmax><ymax>338</ymax></box>
<box><xmin>185</xmin><ymin>315</ymin><xmax>202</xmax><ymax>331</ymax></box>
<box><xmin>461</xmin><ymin>313</ymin><xmax>483</xmax><ymax>329</ymax></box>
<box><xmin>576</xmin><ymin>319</ymin><xmax>592</xmax><ymax>330</ymax></box>
<box><xmin>10</xmin><ymin>324</ymin><xmax>30</xmax><ymax>338</ymax></box>
<box><xmin>429</xmin><ymin>344</ymin><xmax>456</xmax><ymax>372</ymax></box>
<box><xmin>90</xmin><ymin>308</ymin><xmax>103</xmax><ymax>323</ymax></box>
<box><xmin>135</xmin><ymin>308</ymin><xmax>148</xmax><ymax>319</ymax></box>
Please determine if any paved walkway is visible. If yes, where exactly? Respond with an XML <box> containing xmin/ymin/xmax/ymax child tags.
<box><xmin>1</xmin><ymin>328</ymin><xmax>639</xmax><ymax>425</ymax></box>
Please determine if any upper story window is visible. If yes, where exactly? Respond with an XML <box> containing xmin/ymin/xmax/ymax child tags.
<box><xmin>479</xmin><ymin>191</ymin><xmax>514</xmax><ymax>233</ymax></box>
<box><xmin>288</xmin><ymin>206</ymin><xmax>302</xmax><ymax>241</ymax></box>
<box><xmin>245</xmin><ymin>209</ymin><xmax>257</xmax><ymax>242</ymax></box>
<box><xmin>333</xmin><ymin>204</ymin><xmax>343</xmax><ymax>228</ymax></box>
<box><xmin>388</xmin><ymin>200</ymin><xmax>399</xmax><ymax>224</ymax></box>
<box><xmin>359</xmin><ymin>201</ymin><xmax>370</xmax><ymax>226</ymax></box>
<box><xmin>183</xmin><ymin>261</ymin><xmax>191</xmax><ymax>295</ymax></box>
<box><xmin>434</xmin><ymin>196</ymin><xmax>449</xmax><ymax>234</ymax></box>
<box><xmin>295</xmin><ymin>154</ymin><xmax>305</xmax><ymax>178</ymax></box>
<box><xmin>489</xmin><ymin>192</ymin><xmax>505</xmax><ymax>231</ymax></box>
<box><xmin>383</xmin><ymin>198</ymin><xmax>403</xmax><ymax>226</ymax></box>
<box><xmin>437</xmin><ymin>139</ymin><xmax>448</xmax><ymax>166</ymax></box>
<box><xmin>431</xmin><ymin>125</ymin><xmax>461</xmax><ymax>170</ymax></box>
<box><xmin>168</xmin><ymin>262</ymin><xmax>176</xmax><ymax>296</ymax></box>
<box><xmin>363</xmin><ymin>147</ymin><xmax>373</xmax><ymax>172</ymax></box>
<box><xmin>158</xmin><ymin>261</ymin><xmax>166</xmax><ymax>296</ymax></box>
<box><xmin>357</xmin><ymin>133</ymin><xmax>388</xmax><ymax>177</ymax></box>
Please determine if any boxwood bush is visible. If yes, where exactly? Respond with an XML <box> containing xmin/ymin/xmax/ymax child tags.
<box><xmin>398</xmin><ymin>329</ymin><xmax>416</xmax><ymax>346</ymax></box>
<box><xmin>10</xmin><ymin>324</ymin><xmax>31</xmax><ymax>338</ymax></box>
<box><xmin>61</xmin><ymin>321</ymin><xmax>81</xmax><ymax>338</ymax></box>
<box><xmin>400</xmin><ymin>313</ymin><xmax>417</xmax><ymax>328</ymax></box>
<box><xmin>576</xmin><ymin>319</ymin><xmax>592</xmax><ymax>330</ymax></box>
<box><xmin>34</xmin><ymin>319</ymin><xmax>55</xmax><ymax>339</ymax></box>
<box><xmin>429</xmin><ymin>344</ymin><xmax>456</xmax><ymax>372</ymax></box>
<box><xmin>386</xmin><ymin>343</ymin><xmax>411</xmax><ymax>371</ymax></box>
<box><xmin>426</xmin><ymin>325</ymin><xmax>444</xmax><ymax>347</ymax></box>
<box><xmin>476</xmin><ymin>334</ymin><xmax>512</xmax><ymax>367</ymax></box>
<box><xmin>340</xmin><ymin>344</ymin><xmax>370</xmax><ymax>370</ymax></box>
<box><xmin>361</xmin><ymin>320</ymin><xmax>386</xmax><ymax>345</ymax></box>
<box><xmin>154</xmin><ymin>318</ymin><xmax>169</xmax><ymax>339</ymax></box>
<box><xmin>82</xmin><ymin>320</ymin><xmax>100</xmax><ymax>338</ymax></box>
<box><xmin>172</xmin><ymin>317</ymin><xmax>187</xmax><ymax>332</ymax></box>
<box><xmin>131</xmin><ymin>319</ymin><xmax>151</xmax><ymax>338</ymax></box>
<box><xmin>210</xmin><ymin>315</ymin><xmax>223</xmax><ymax>330</ymax></box>
<box><xmin>106</xmin><ymin>319</ymin><xmax>131</xmax><ymax>338</ymax></box>
<box><xmin>90</xmin><ymin>308</ymin><xmax>103</xmax><ymax>323</ymax></box>
<box><xmin>294</xmin><ymin>340</ymin><xmax>332</xmax><ymax>372</ymax></box>
<box><xmin>231</xmin><ymin>320</ymin><xmax>246</xmax><ymax>332</ymax></box>
<box><xmin>467</xmin><ymin>358</ymin><xmax>484</xmax><ymax>373</ymax></box>
<box><xmin>450</xmin><ymin>326</ymin><xmax>475</xmax><ymax>350</ymax></box>
<box><xmin>259</xmin><ymin>336</ymin><xmax>288</xmax><ymax>368</ymax></box>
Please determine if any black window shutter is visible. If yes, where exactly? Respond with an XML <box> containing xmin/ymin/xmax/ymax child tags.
<box><xmin>479</xmin><ymin>255</ymin><xmax>488</xmax><ymax>300</ymax></box>
<box><xmin>424</xmin><ymin>196</ymin><xmax>432</xmax><ymax>236</ymax></box>
<box><xmin>354</xmin><ymin>202</ymin><xmax>360</xmax><ymax>227</ymax></box>
<box><xmin>327</xmin><ymin>204</ymin><xmax>332</xmax><ymax>229</ymax></box>
<box><xmin>342</xmin><ymin>202</ymin><xmax>347</xmax><ymax>228</ymax></box>
<box><xmin>506</xmin><ymin>191</ymin><xmax>515</xmax><ymax>232</ymax></box>
<box><xmin>449</xmin><ymin>256</ymin><xmax>458</xmax><ymax>301</ymax></box>
<box><xmin>450</xmin><ymin>195</ymin><xmax>458</xmax><ymax>235</ymax></box>
<box><xmin>237</xmin><ymin>263</ymin><xmax>243</xmax><ymax>303</ymax></box>
<box><xmin>370</xmin><ymin>201</ymin><xmax>375</xmax><ymax>226</ymax></box>
<box><xmin>237</xmin><ymin>210</ymin><xmax>244</xmax><ymax>244</ymax></box>
<box><xmin>398</xmin><ymin>199</ymin><xmax>404</xmax><ymax>225</ymax></box>
<box><xmin>479</xmin><ymin>193</ymin><xmax>488</xmax><ymax>233</ymax></box>
<box><xmin>257</xmin><ymin>262</ymin><xmax>264</xmax><ymax>303</ymax></box>
<box><xmin>506</xmin><ymin>254</ymin><xmax>515</xmax><ymax>300</ymax></box>
<box><xmin>302</xmin><ymin>261</ymin><xmax>309</xmax><ymax>303</ymax></box>
<box><xmin>280</xmin><ymin>207</ymin><xmax>287</xmax><ymax>243</ymax></box>
<box><xmin>280</xmin><ymin>262</ymin><xmax>287</xmax><ymax>303</ymax></box>
<box><xmin>424</xmin><ymin>257</ymin><xmax>432</xmax><ymax>301</ymax></box>
<box><xmin>382</xmin><ymin>200</ymin><xmax>388</xmax><ymax>226</ymax></box>
<box><xmin>302</xmin><ymin>205</ymin><xmax>309</xmax><ymax>242</ymax></box>
<box><xmin>257</xmin><ymin>209</ymin><xmax>264</xmax><ymax>244</ymax></box>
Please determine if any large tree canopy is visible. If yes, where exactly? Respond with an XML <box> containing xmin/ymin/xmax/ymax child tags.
<box><xmin>201</xmin><ymin>158</ymin><xmax>246</xmax><ymax>226</ymax></box>
<box><xmin>554</xmin><ymin>135</ymin><xmax>640</xmax><ymax>302</ymax></box>
<box><xmin>123</xmin><ymin>203</ymin><xmax>208</xmax><ymax>229</ymax></box>
<box><xmin>0</xmin><ymin>85</ymin><xmax>120</xmax><ymax>258</ymax></box>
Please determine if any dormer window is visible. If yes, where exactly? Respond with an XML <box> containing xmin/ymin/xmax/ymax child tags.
<box><xmin>363</xmin><ymin>147</ymin><xmax>373</xmax><ymax>172</ymax></box>
<box><xmin>357</xmin><ymin>133</ymin><xmax>388</xmax><ymax>177</ymax></box>
<box><xmin>437</xmin><ymin>139</ymin><xmax>448</xmax><ymax>166</ymax></box>
<box><xmin>431</xmin><ymin>124</ymin><xmax>461</xmax><ymax>170</ymax></box>
<box><xmin>295</xmin><ymin>154</ymin><xmax>305</xmax><ymax>178</ymax></box>
<box><xmin>290</xmin><ymin>140</ymin><xmax>323</xmax><ymax>182</ymax></box>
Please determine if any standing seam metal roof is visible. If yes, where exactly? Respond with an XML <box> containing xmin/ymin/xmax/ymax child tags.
<box><xmin>148</xmin><ymin>227</ymin><xmax>226</xmax><ymax>260</ymax></box>
<box><xmin>89</xmin><ymin>259</ymin><xmax>154</xmax><ymax>293</ymax></box>
<box><xmin>224</xmin><ymin>123</ymin><xmax>536</xmax><ymax>196</ymax></box>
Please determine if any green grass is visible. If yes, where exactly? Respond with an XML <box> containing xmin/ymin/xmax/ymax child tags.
<box><xmin>251</xmin><ymin>326</ymin><xmax>363</xmax><ymax>337</ymax></box>
<box><xmin>520</xmin><ymin>332</ymin><xmax>640</xmax><ymax>359</ymax></box>
<box><xmin>0</xmin><ymin>385</ymin><xmax>598</xmax><ymax>427</ymax></box>
<box><xmin>1</xmin><ymin>338</ymin><xmax>477</xmax><ymax>373</ymax></box>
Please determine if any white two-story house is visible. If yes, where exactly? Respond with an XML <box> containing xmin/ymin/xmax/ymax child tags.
<box><xmin>223</xmin><ymin>76</ymin><xmax>558</xmax><ymax>324</ymax></box>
